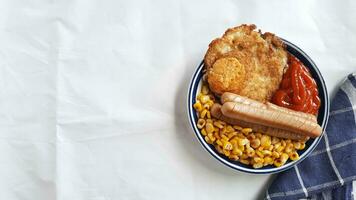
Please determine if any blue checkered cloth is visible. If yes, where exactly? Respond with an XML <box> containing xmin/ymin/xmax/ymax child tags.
<box><xmin>266</xmin><ymin>73</ymin><xmax>356</xmax><ymax>200</ymax></box>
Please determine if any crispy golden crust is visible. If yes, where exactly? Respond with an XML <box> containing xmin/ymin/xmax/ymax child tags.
<box><xmin>204</xmin><ymin>24</ymin><xmax>287</xmax><ymax>102</ymax></box>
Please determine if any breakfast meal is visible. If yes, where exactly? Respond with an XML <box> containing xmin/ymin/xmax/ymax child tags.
<box><xmin>194</xmin><ymin>24</ymin><xmax>322</xmax><ymax>168</ymax></box>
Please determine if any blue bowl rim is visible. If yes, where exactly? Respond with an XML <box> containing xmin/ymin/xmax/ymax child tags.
<box><xmin>187</xmin><ymin>38</ymin><xmax>330</xmax><ymax>174</ymax></box>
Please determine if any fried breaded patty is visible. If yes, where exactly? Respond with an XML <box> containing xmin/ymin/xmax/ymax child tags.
<box><xmin>204</xmin><ymin>24</ymin><xmax>287</xmax><ymax>102</ymax></box>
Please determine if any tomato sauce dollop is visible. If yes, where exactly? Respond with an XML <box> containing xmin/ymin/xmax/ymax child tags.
<box><xmin>272</xmin><ymin>55</ymin><xmax>321</xmax><ymax>115</ymax></box>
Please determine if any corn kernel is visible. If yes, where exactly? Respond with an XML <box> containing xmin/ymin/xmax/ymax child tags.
<box><xmin>214</xmin><ymin>132</ymin><xmax>220</xmax><ymax>140</ymax></box>
<box><xmin>247</xmin><ymin>134</ymin><xmax>256</xmax><ymax>140</ymax></box>
<box><xmin>284</xmin><ymin>143</ymin><xmax>294</xmax><ymax>153</ymax></box>
<box><xmin>223</xmin><ymin>141</ymin><xmax>233</xmax><ymax>150</ymax></box>
<box><xmin>216</xmin><ymin>145</ymin><xmax>223</xmax><ymax>154</ymax></box>
<box><xmin>193</xmin><ymin>101</ymin><xmax>203</xmax><ymax>112</ymax></box>
<box><xmin>236</xmin><ymin>133</ymin><xmax>245</xmax><ymax>139</ymax></box>
<box><xmin>250</xmin><ymin>138</ymin><xmax>261</xmax><ymax>149</ymax></box>
<box><xmin>223</xmin><ymin>149</ymin><xmax>231</xmax><ymax>157</ymax></box>
<box><xmin>213</xmin><ymin>121</ymin><xmax>224</xmax><ymax>129</ymax></box>
<box><xmin>201</xmin><ymin>85</ymin><xmax>209</xmax><ymax>95</ymax></box>
<box><xmin>272</xmin><ymin>151</ymin><xmax>280</xmax><ymax>158</ymax></box>
<box><xmin>238</xmin><ymin>145</ymin><xmax>245</xmax><ymax>152</ymax></box>
<box><xmin>300</xmin><ymin>142</ymin><xmax>306</xmax><ymax>150</ymax></box>
<box><xmin>280</xmin><ymin>153</ymin><xmax>289</xmax><ymax>162</ymax></box>
<box><xmin>229</xmin><ymin>154</ymin><xmax>239</xmax><ymax>161</ymax></box>
<box><xmin>274</xmin><ymin>159</ymin><xmax>283</xmax><ymax>167</ymax></box>
<box><xmin>256</xmin><ymin>150</ymin><xmax>264</xmax><ymax>158</ymax></box>
<box><xmin>232</xmin><ymin>147</ymin><xmax>243</xmax><ymax>156</ymax></box>
<box><xmin>197</xmin><ymin>119</ymin><xmax>206</xmax><ymax>129</ymax></box>
<box><xmin>268</xmin><ymin>145</ymin><xmax>274</xmax><ymax>151</ymax></box>
<box><xmin>246</xmin><ymin>148</ymin><xmax>255</xmax><ymax>157</ymax></box>
<box><xmin>242</xmin><ymin>128</ymin><xmax>252</xmax><ymax>134</ymax></box>
<box><xmin>281</xmin><ymin>140</ymin><xmax>286</xmax><ymax>147</ymax></box>
<box><xmin>233</xmin><ymin>125</ymin><xmax>243</xmax><ymax>130</ymax></box>
<box><xmin>208</xmin><ymin>133</ymin><xmax>216</xmax><ymax>142</ymax></box>
<box><xmin>205</xmin><ymin>123</ymin><xmax>214</xmax><ymax>134</ymax></box>
<box><xmin>225</xmin><ymin>125</ymin><xmax>233</xmax><ymax>133</ymax></box>
<box><xmin>253</xmin><ymin>133</ymin><xmax>261</xmax><ymax>139</ymax></box>
<box><xmin>204</xmin><ymin>136</ymin><xmax>211</xmax><ymax>144</ymax></box>
<box><xmin>200</xmin><ymin>95</ymin><xmax>210</xmax><ymax>104</ymax></box>
<box><xmin>261</xmin><ymin>135</ymin><xmax>271</xmax><ymax>148</ymax></box>
<box><xmin>238</xmin><ymin>138</ymin><xmax>249</xmax><ymax>146</ymax></box>
<box><xmin>264</xmin><ymin>156</ymin><xmax>273</xmax><ymax>166</ymax></box>
<box><xmin>293</xmin><ymin>142</ymin><xmax>301</xmax><ymax>150</ymax></box>
<box><xmin>221</xmin><ymin>135</ymin><xmax>229</xmax><ymax>141</ymax></box>
<box><xmin>206</xmin><ymin>111</ymin><xmax>211</xmax><ymax>119</ymax></box>
<box><xmin>289</xmin><ymin>152</ymin><xmax>299</xmax><ymax>161</ymax></box>
<box><xmin>253</xmin><ymin>157</ymin><xmax>264</xmax><ymax>163</ymax></box>
<box><xmin>262</xmin><ymin>150</ymin><xmax>272</xmax><ymax>157</ymax></box>
<box><xmin>240</xmin><ymin>154</ymin><xmax>249</xmax><ymax>159</ymax></box>
<box><xmin>240</xmin><ymin>159</ymin><xmax>250</xmax><ymax>165</ymax></box>
<box><xmin>206</xmin><ymin>100</ymin><xmax>214</xmax><ymax>107</ymax></box>
<box><xmin>253</xmin><ymin>163</ymin><xmax>263</xmax><ymax>169</ymax></box>
<box><xmin>276</xmin><ymin>145</ymin><xmax>284</xmax><ymax>152</ymax></box>
<box><xmin>227</xmin><ymin>133</ymin><xmax>236</xmax><ymax>140</ymax></box>
<box><xmin>271</xmin><ymin>137</ymin><xmax>280</xmax><ymax>144</ymax></box>
<box><xmin>200</xmin><ymin>109</ymin><xmax>208</xmax><ymax>118</ymax></box>
<box><xmin>201</xmin><ymin>129</ymin><xmax>207</xmax><ymax>136</ymax></box>
<box><xmin>230</xmin><ymin>138</ymin><xmax>238</xmax><ymax>145</ymax></box>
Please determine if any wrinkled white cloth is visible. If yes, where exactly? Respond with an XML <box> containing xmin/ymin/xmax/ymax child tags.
<box><xmin>0</xmin><ymin>0</ymin><xmax>355</xmax><ymax>199</ymax></box>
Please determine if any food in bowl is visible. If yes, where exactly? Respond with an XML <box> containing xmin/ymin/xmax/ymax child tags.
<box><xmin>194</xmin><ymin>24</ymin><xmax>322</xmax><ymax>169</ymax></box>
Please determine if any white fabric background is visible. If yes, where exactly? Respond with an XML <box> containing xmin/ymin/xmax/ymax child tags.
<box><xmin>0</xmin><ymin>0</ymin><xmax>355</xmax><ymax>199</ymax></box>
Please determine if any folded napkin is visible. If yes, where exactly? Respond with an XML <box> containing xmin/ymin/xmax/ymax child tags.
<box><xmin>266</xmin><ymin>73</ymin><xmax>356</xmax><ymax>200</ymax></box>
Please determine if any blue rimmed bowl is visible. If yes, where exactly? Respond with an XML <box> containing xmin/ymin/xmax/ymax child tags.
<box><xmin>187</xmin><ymin>39</ymin><xmax>330</xmax><ymax>174</ymax></box>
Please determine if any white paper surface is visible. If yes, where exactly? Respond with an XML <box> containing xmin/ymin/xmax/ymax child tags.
<box><xmin>0</xmin><ymin>0</ymin><xmax>355</xmax><ymax>199</ymax></box>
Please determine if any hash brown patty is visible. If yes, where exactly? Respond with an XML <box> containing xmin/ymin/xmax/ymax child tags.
<box><xmin>204</xmin><ymin>24</ymin><xmax>287</xmax><ymax>102</ymax></box>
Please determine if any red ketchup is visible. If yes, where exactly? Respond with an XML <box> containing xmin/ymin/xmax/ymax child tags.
<box><xmin>272</xmin><ymin>55</ymin><xmax>320</xmax><ymax>115</ymax></box>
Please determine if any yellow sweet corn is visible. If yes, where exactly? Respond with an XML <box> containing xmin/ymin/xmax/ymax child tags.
<box><xmin>223</xmin><ymin>149</ymin><xmax>231</xmax><ymax>157</ymax></box>
<box><xmin>226</xmin><ymin>125</ymin><xmax>234</xmax><ymax>133</ymax></box>
<box><xmin>208</xmin><ymin>133</ymin><xmax>216</xmax><ymax>142</ymax></box>
<box><xmin>272</xmin><ymin>151</ymin><xmax>280</xmax><ymax>158</ymax></box>
<box><xmin>201</xmin><ymin>85</ymin><xmax>209</xmax><ymax>95</ymax></box>
<box><xmin>271</xmin><ymin>137</ymin><xmax>280</xmax><ymax>144</ymax></box>
<box><xmin>253</xmin><ymin>157</ymin><xmax>264</xmax><ymax>163</ymax></box>
<box><xmin>200</xmin><ymin>109</ymin><xmax>208</xmax><ymax>118</ymax></box>
<box><xmin>213</xmin><ymin>121</ymin><xmax>224</xmax><ymax>129</ymax></box>
<box><xmin>193</xmin><ymin>101</ymin><xmax>203</xmax><ymax>112</ymax></box>
<box><xmin>240</xmin><ymin>159</ymin><xmax>250</xmax><ymax>165</ymax></box>
<box><xmin>250</xmin><ymin>138</ymin><xmax>261</xmax><ymax>149</ymax></box>
<box><xmin>261</xmin><ymin>135</ymin><xmax>271</xmax><ymax>148</ymax></box>
<box><xmin>233</xmin><ymin>125</ymin><xmax>243</xmax><ymax>130</ymax></box>
<box><xmin>289</xmin><ymin>152</ymin><xmax>299</xmax><ymax>161</ymax></box>
<box><xmin>200</xmin><ymin>95</ymin><xmax>210</xmax><ymax>104</ymax></box>
<box><xmin>232</xmin><ymin>147</ymin><xmax>243</xmax><ymax>156</ymax></box>
<box><xmin>246</xmin><ymin>148</ymin><xmax>255</xmax><ymax>157</ymax></box>
<box><xmin>229</xmin><ymin>154</ymin><xmax>239</xmax><ymax>161</ymax></box>
<box><xmin>280</xmin><ymin>153</ymin><xmax>289</xmax><ymax>163</ymax></box>
<box><xmin>201</xmin><ymin>129</ymin><xmax>207</xmax><ymax>136</ymax></box>
<box><xmin>253</xmin><ymin>162</ymin><xmax>263</xmax><ymax>169</ymax></box>
<box><xmin>262</xmin><ymin>150</ymin><xmax>272</xmax><ymax>157</ymax></box>
<box><xmin>264</xmin><ymin>156</ymin><xmax>273</xmax><ymax>166</ymax></box>
<box><xmin>242</xmin><ymin>128</ymin><xmax>252</xmax><ymax>134</ymax></box>
<box><xmin>197</xmin><ymin>119</ymin><xmax>206</xmax><ymax>129</ymax></box>
<box><xmin>205</xmin><ymin>123</ymin><xmax>214</xmax><ymax>134</ymax></box>
<box><xmin>256</xmin><ymin>150</ymin><xmax>264</xmax><ymax>158</ymax></box>
<box><xmin>223</xmin><ymin>141</ymin><xmax>233</xmax><ymax>151</ymax></box>
<box><xmin>274</xmin><ymin>159</ymin><xmax>283</xmax><ymax>167</ymax></box>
